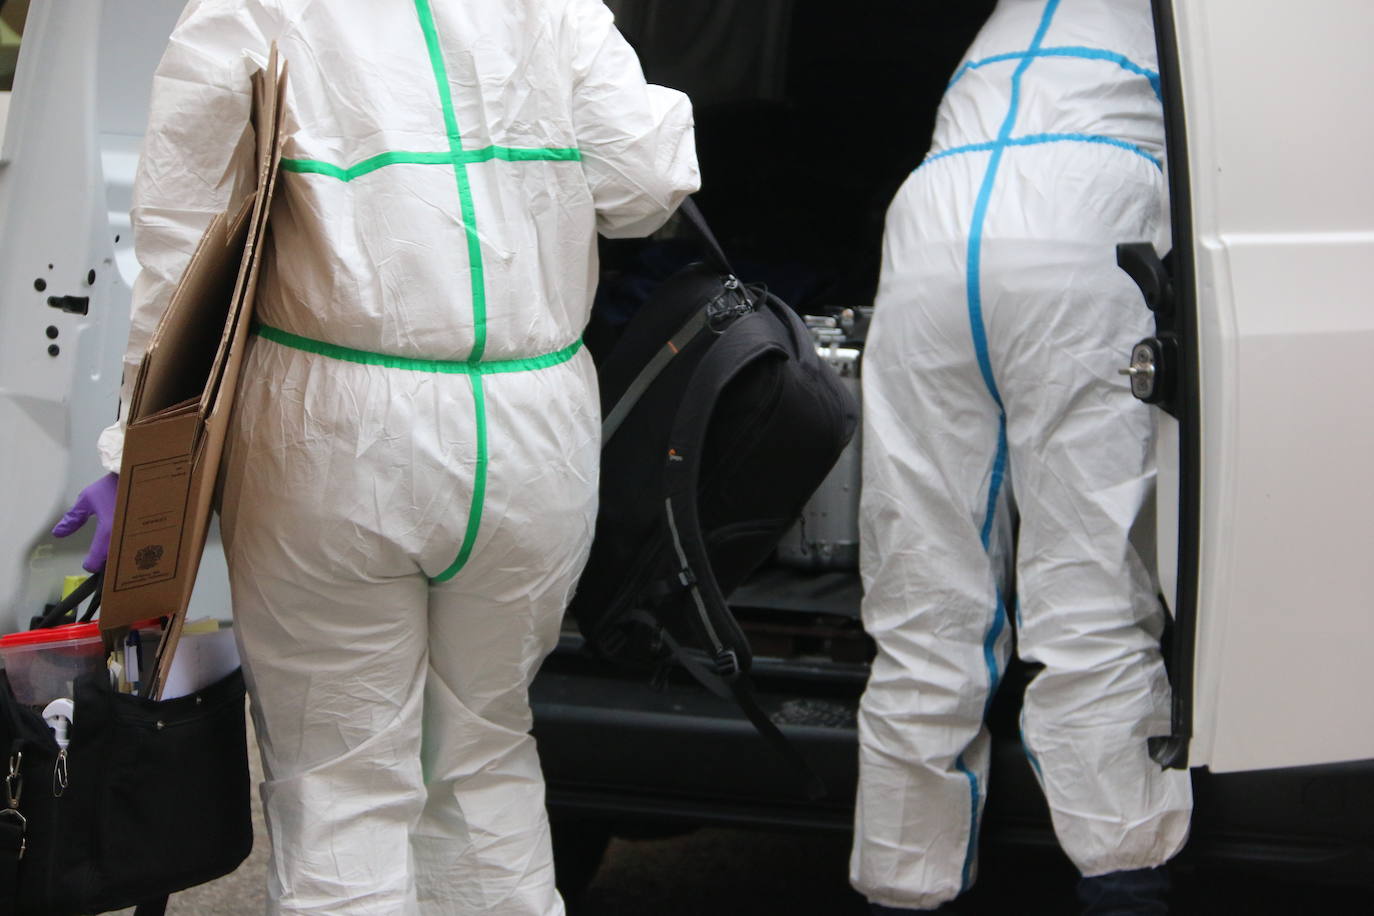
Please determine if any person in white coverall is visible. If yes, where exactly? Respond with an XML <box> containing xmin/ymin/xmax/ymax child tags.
<box><xmin>74</xmin><ymin>1</ymin><xmax>697</xmax><ymax>912</ymax></box>
<box><xmin>852</xmin><ymin>1</ymin><xmax>1191</xmax><ymax>913</ymax></box>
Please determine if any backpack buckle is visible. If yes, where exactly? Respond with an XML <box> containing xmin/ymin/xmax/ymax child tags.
<box><xmin>597</xmin><ymin>624</ymin><xmax>628</xmax><ymax>658</ymax></box>
<box><xmin>714</xmin><ymin>648</ymin><xmax>741</xmax><ymax>678</ymax></box>
<box><xmin>705</xmin><ymin>277</ymin><xmax>753</xmax><ymax>331</ymax></box>
<box><xmin>650</xmin><ymin>659</ymin><xmax>672</xmax><ymax>691</ymax></box>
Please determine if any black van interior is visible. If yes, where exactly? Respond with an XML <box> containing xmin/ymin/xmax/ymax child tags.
<box><xmin>538</xmin><ymin>7</ymin><xmax>1374</xmax><ymax>902</ymax></box>
<box><xmin>597</xmin><ymin>0</ymin><xmax>997</xmax><ymax>319</ymax></box>
<box><xmin>585</xmin><ymin>0</ymin><xmax>997</xmax><ymax>646</ymax></box>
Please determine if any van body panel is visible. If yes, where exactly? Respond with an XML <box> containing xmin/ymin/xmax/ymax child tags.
<box><xmin>1171</xmin><ymin>0</ymin><xmax>1374</xmax><ymax>771</ymax></box>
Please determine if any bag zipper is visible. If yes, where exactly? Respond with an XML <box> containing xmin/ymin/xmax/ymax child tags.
<box><xmin>705</xmin><ymin>277</ymin><xmax>754</xmax><ymax>331</ymax></box>
<box><xmin>52</xmin><ymin>750</ymin><xmax>68</xmax><ymax>798</ymax></box>
<box><xmin>4</xmin><ymin>747</ymin><xmax>26</xmax><ymax>861</ymax></box>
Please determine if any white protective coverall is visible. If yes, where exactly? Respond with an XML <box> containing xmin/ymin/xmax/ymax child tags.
<box><xmin>851</xmin><ymin>0</ymin><xmax>1192</xmax><ymax>908</ymax></box>
<box><xmin>98</xmin><ymin>1</ymin><xmax>697</xmax><ymax>913</ymax></box>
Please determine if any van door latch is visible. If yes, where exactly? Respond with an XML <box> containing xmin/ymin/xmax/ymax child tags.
<box><xmin>1119</xmin><ymin>337</ymin><xmax>1176</xmax><ymax>404</ymax></box>
<box><xmin>1116</xmin><ymin>243</ymin><xmax>1179</xmax><ymax>417</ymax></box>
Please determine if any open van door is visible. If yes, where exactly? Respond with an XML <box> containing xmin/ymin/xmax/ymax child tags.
<box><xmin>1138</xmin><ymin>0</ymin><xmax>1374</xmax><ymax>773</ymax></box>
<box><xmin>0</xmin><ymin>0</ymin><xmax>217</xmax><ymax>629</ymax></box>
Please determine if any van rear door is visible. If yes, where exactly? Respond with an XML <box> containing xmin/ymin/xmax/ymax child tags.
<box><xmin>1150</xmin><ymin>0</ymin><xmax>1374</xmax><ymax>773</ymax></box>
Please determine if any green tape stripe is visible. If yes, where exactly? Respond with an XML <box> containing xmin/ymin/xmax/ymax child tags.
<box><xmin>432</xmin><ymin>374</ymin><xmax>488</xmax><ymax>583</ymax></box>
<box><xmin>414</xmin><ymin>0</ymin><xmax>490</xmax><ymax>581</ymax></box>
<box><xmin>256</xmin><ymin>324</ymin><xmax>582</xmax><ymax>375</ymax></box>
<box><xmin>467</xmin><ymin>146</ymin><xmax>580</xmax><ymax>163</ymax></box>
<box><xmin>413</xmin><ymin>0</ymin><xmax>487</xmax><ymax>363</ymax></box>
<box><xmin>451</xmin><ymin>165</ymin><xmax>487</xmax><ymax>361</ymax></box>
<box><xmin>281</xmin><ymin>151</ymin><xmax>451</xmax><ymax>181</ymax></box>
<box><xmin>414</xmin><ymin>0</ymin><xmax>463</xmax><ymax>153</ymax></box>
<box><xmin>281</xmin><ymin>147</ymin><xmax>580</xmax><ymax>183</ymax></box>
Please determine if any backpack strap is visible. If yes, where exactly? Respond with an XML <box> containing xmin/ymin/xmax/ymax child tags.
<box><xmin>601</xmin><ymin>200</ymin><xmax>753</xmax><ymax>445</ymax></box>
<box><xmin>32</xmin><ymin>570</ymin><xmax>103</xmax><ymax>630</ymax></box>
<box><xmin>601</xmin><ymin>306</ymin><xmax>711</xmax><ymax>443</ymax></box>
<box><xmin>656</xmin><ymin>312</ymin><xmax>827</xmax><ymax>799</ymax></box>
<box><xmin>677</xmin><ymin>196</ymin><xmax>735</xmax><ymax>278</ymax></box>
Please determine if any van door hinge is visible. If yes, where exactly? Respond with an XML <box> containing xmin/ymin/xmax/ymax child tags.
<box><xmin>47</xmin><ymin>295</ymin><xmax>90</xmax><ymax>315</ymax></box>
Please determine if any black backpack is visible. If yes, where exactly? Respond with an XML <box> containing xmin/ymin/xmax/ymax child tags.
<box><xmin>570</xmin><ymin>199</ymin><xmax>859</xmax><ymax>796</ymax></box>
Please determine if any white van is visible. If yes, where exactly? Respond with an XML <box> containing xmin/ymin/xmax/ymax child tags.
<box><xmin>1</xmin><ymin>0</ymin><xmax>1370</xmax><ymax>891</ymax></box>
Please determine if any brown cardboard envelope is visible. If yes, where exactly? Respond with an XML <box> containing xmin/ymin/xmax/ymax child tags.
<box><xmin>102</xmin><ymin>46</ymin><xmax>289</xmax><ymax>699</ymax></box>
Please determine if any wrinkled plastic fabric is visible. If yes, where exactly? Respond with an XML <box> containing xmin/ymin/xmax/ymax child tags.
<box><xmin>98</xmin><ymin>0</ymin><xmax>698</xmax><ymax>471</ymax></box>
<box><xmin>851</xmin><ymin>0</ymin><xmax>1191</xmax><ymax>909</ymax></box>
<box><xmin>100</xmin><ymin>1</ymin><xmax>698</xmax><ymax>913</ymax></box>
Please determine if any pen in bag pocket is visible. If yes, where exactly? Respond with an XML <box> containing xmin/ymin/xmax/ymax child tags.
<box><xmin>124</xmin><ymin>629</ymin><xmax>143</xmax><ymax>695</ymax></box>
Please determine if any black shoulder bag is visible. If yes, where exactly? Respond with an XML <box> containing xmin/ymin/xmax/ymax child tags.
<box><xmin>0</xmin><ymin>572</ymin><xmax>253</xmax><ymax>916</ymax></box>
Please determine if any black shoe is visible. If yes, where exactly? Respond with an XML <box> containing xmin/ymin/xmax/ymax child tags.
<box><xmin>1077</xmin><ymin>867</ymin><xmax>1171</xmax><ymax>915</ymax></box>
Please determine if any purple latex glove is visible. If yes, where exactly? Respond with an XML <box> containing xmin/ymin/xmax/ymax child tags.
<box><xmin>52</xmin><ymin>472</ymin><xmax>119</xmax><ymax>573</ymax></box>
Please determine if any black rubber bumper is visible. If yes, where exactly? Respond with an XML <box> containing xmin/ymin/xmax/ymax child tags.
<box><xmin>531</xmin><ymin>648</ymin><xmax>862</xmax><ymax>831</ymax></box>
<box><xmin>530</xmin><ymin>643</ymin><xmax>1374</xmax><ymax>885</ymax></box>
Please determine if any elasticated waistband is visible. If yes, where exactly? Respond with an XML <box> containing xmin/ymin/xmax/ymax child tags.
<box><xmin>255</xmin><ymin>323</ymin><xmax>582</xmax><ymax>376</ymax></box>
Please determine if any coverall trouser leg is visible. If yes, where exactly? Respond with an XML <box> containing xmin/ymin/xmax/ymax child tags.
<box><xmin>220</xmin><ymin>338</ymin><xmax>598</xmax><ymax>915</ymax></box>
<box><xmin>852</xmin><ymin>261</ymin><xmax>1015</xmax><ymax>910</ymax></box>
<box><xmin>994</xmin><ymin>248</ymin><xmax>1192</xmax><ymax>878</ymax></box>
<box><xmin>851</xmin><ymin>246</ymin><xmax>1191</xmax><ymax>910</ymax></box>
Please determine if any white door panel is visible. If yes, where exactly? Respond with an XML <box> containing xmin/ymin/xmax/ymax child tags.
<box><xmin>0</xmin><ymin>1</ymin><xmax>118</xmax><ymax>626</ymax></box>
<box><xmin>1195</xmin><ymin>234</ymin><xmax>1374</xmax><ymax>771</ymax></box>
<box><xmin>1173</xmin><ymin>0</ymin><xmax>1374</xmax><ymax>771</ymax></box>
<box><xmin>0</xmin><ymin>0</ymin><xmax>228</xmax><ymax>631</ymax></box>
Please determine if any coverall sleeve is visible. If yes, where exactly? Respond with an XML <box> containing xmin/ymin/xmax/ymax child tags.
<box><xmin>96</xmin><ymin>0</ymin><xmax>280</xmax><ymax>473</ymax></box>
<box><xmin>566</xmin><ymin>0</ymin><xmax>700</xmax><ymax>239</ymax></box>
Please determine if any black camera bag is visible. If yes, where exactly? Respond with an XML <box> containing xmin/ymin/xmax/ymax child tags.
<box><xmin>570</xmin><ymin>199</ymin><xmax>859</xmax><ymax>796</ymax></box>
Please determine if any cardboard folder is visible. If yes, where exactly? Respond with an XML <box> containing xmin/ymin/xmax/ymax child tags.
<box><xmin>101</xmin><ymin>47</ymin><xmax>288</xmax><ymax>699</ymax></box>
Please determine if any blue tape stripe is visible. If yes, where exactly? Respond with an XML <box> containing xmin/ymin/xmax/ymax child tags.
<box><xmin>955</xmin><ymin>752</ymin><xmax>981</xmax><ymax>891</ymax></box>
<box><xmin>948</xmin><ymin>50</ymin><xmax>1026</xmax><ymax>87</ymax></box>
<box><xmin>926</xmin><ymin>139</ymin><xmax>1001</xmax><ymax>162</ymax></box>
<box><xmin>979</xmin><ymin>423</ymin><xmax>1010</xmax><ymax>724</ymax></box>
<box><xmin>965</xmin><ymin>0</ymin><xmax>1061</xmax><ymax>409</ymax></box>
<box><xmin>1024</xmin><ymin>741</ymin><xmax>1046</xmax><ymax>780</ymax></box>
<box><xmin>1042</xmin><ymin>46</ymin><xmax>1163</xmax><ymax>99</ymax></box>
<box><xmin>949</xmin><ymin>44</ymin><xmax>1162</xmax><ymax>101</ymax></box>
<box><xmin>1020</xmin><ymin>709</ymin><xmax>1047</xmax><ymax>780</ymax></box>
<box><xmin>957</xmin><ymin>0</ymin><xmax>1060</xmax><ymax>893</ymax></box>
<box><xmin>984</xmin><ymin>597</ymin><xmax>1008</xmax><ymax>718</ymax></box>
<box><xmin>979</xmin><ymin>419</ymin><xmax>1010</xmax><ymax>551</ymax></box>
<box><xmin>923</xmin><ymin>132</ymin><xmax>1162</xmax><ymax>171</ymax></box>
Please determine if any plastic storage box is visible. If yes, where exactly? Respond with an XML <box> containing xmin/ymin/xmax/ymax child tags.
<box><xmin>0</xmin><ymin>622</ymin><xmax>108</xmax><ymax>707</ymax></box>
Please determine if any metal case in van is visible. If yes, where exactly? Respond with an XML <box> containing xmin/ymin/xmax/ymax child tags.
<box><xmin>777</xmin><ymin>312</ymin><xmax>863</xmax><ymax>571</ymax></box>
